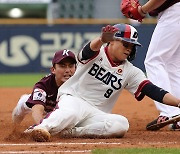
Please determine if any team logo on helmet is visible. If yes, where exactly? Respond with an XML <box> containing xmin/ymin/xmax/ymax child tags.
<box><xmin>113</xmin><ymin>23</ymin><xmax>141</xmax><ymax>46</ymax></box>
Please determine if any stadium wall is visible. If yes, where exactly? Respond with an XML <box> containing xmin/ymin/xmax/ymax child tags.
<box><xmin>0</xmin><ymin>19</ymin><xmax>156</xmax><ymax>73</ymax></box>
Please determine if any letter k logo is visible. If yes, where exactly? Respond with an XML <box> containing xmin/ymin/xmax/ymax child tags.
<box><xmin>63</xmin><ymin>49</ymin><xmax>70</xmax><ymax>56</ymax></box>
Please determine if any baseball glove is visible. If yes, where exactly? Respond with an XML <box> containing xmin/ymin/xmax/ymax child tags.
<box><xmin>121</xmin><ymin>0</ymin><xmax>145</xmax><ymax>22</ymax></box>
<box><xmin>100</xmin><ymin>25</ymin><xmax>119</xmax><ymax>43</ymax></box>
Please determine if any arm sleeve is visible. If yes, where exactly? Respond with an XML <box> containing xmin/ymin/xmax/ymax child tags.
<box><xmin>26</xmin><ymin>83</ymin><xmax>47</xmax><ymax>108</ymax></box>
<box><xmin>135</xmin><ymin>81</ymin><xmax>169</xmax><ymax>102</ymax></box>
<box><xmin>78</xmin><ymin>42</ymin><xmax>99</xmax><ymax>63</ymax></box>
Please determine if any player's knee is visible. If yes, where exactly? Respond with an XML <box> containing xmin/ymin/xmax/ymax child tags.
<box><xmin>116</xmin><ymin>119</ymin><xmax>129</xmax><ymax>137</ymax></box>
<box><xmin>107</xmin><ymin>118</ymin><xmax>129</xmax><ymax>137</ymax></box>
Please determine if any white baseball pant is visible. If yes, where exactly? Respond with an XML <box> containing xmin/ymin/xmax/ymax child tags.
<box><xmin>12</xmin><ymin>94</ymin><xmax>31</xmax><ymax>123</ymax></box>
<box><xmin>35</xmin><ymin>94</ymin><xmax>129</xmax><ymax>138</ymax></box>
<box><xmin>144</xmin><ymin>3</ymin><xmax>180</xmax><ymax>117</ymax></box>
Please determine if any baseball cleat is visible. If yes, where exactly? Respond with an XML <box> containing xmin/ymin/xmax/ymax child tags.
<box><xmin>24</xmin><ymin>125</ymin><xmax>36</xmax><ymax>134</ymax></box>
<box><xmin>146</xmin><ymin>114</ymin><xmax>180</xmax><ymax>131</ymax></box>
<box><xmin>31</xmin><ymin>128</ymin><xmax>51</xmax><ymax>142</ymax></box>
<box><xmin>12</xmin><ymin>106</ymin><xmax>25</xmax><ymax>124</ymax></box>
<box><xmin>169</xmin><ymin>122</ymin><xmax>180</xmax><ymax>131</ymax></box>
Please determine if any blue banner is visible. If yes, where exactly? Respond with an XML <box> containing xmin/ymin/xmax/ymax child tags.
<box><xmin>0</xmin><ymin>24</ymin><xmax>155</xmax><ymax>73</ymax></box>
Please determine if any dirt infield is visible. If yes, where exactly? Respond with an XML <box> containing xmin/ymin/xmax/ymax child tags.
<box><xmin>0</xmin><ymin>88</ymin><xmax>179</xmax><ymax>153</ymax></box>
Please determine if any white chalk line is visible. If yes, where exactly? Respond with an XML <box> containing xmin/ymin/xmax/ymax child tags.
<box><xmin>0</xmin><ymin>142</ymin><xmax>178</xmax><ymax>153</ymax></box>
<box><xmin>0</xmin><ymin>141</ymin><xmax>178</xmax><ymax>146</ymax></box>
<box><xmin>0</xmin><ymin>142</ymin><xmax>122</xmax><ymax>146</ymax></box>
<box><xmin>0</xmin><ymin>150</ymin><xmax>91</xmax><ymax>153</ymax></box>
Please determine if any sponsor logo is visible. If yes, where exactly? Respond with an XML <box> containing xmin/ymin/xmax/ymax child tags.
<box><xmin>0</xmin><ymin>36</ymin><xmax>39</xmax><ymax>66</ymax></box>
<box><xmin>0</xmin><ymin>30</ymin><xmax>99</xmax><ymax>71</ymax></box>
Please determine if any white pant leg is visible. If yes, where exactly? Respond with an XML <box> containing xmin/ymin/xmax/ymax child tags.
<box><xmin>144</xmin><ymin>3</ymin><xmax>180</xmax><ymax>117</ymax></box>
<box><xmin>13</xmin><ymin>94</ymin><xmax>31</xmax><ymax>116</ymax></box>
<box><xmin>74</xmin><ymin>113</ymin><xmax>129</xmax><ymax>138</ymax></box>
<box><xmin>35</xmin><ymin>94</ymin><xmax>129</xmax><ymax>137</ymax></box>
<box><xmin>35</xmin><ymin>94</ymin><xmax>97</xmax><ymax>135</ymax></box>
<box><xmin>12</xmin><ymin>94</ymin><xmax>31</xmax><ymax>123</ymax></box>
<box><xmin>166</xmin><ymin>44</ymin><xmax>180</xmax><ymax>116</ymax></box>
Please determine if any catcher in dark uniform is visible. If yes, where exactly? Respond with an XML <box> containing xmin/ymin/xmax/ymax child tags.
<box><xmin>12</xmin><ymin>49</ymin><xmax>77</xmax><ymax>125</ymax></box>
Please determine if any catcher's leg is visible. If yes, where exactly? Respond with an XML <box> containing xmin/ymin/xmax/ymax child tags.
<box><xmin>12</xmin><ymin>94</ymin><xmax>31</xmax><ymax>124</ymax></box>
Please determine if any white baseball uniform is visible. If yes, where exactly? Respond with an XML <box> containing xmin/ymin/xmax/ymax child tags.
<box><xmin>144</xmin><ymin>2</ymin><xmax>180</xmax><ymax>117</ymax></box>
<box><xmin>34</xmin><ymin>44</ymin><xmax>148</xmax><ymax>137</ymax></box>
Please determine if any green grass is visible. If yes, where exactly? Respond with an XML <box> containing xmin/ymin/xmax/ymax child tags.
<box><xmin>92</xmin><ymin>148</ymin><xmax>180</xmax><ymax>154</ymax></box>
<box><xmin>0</xmin><ymin>73</ymin><xmax>46</xmax><ymax>87</ymax></box>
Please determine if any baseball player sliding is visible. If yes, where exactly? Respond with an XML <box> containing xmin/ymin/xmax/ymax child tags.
<box><xmin>121</xmin><ymin>0</ymin><xmax>180</xmax><ymax>131</ymax></box>
<box><xmin>24</xmin><ymin>24</ymin><xmax>180</xmax><ymax>142</ymax></box>
<box><xmin>12</xmin><ymin>49</ymin><xmax>76</xmax><ymax>126</ymax></box>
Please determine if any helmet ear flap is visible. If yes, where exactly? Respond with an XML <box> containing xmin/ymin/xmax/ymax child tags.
<box><xmin>127</xmin><ymin>46</ymin><xmax>136</xmax><ymax>61</ymax></box>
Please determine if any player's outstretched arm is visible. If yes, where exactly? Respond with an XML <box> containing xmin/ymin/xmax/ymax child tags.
<box><xmin>163</xmin><ymin>93</ymin><xmax>180</xmax><ymax>108</ymax></box>
<box><xmin>32</xmin><ymin>104</ymin><xmax>45</xmax><ymax>124</ymax></box>
<box><xmin>139</xmin><ymin>82</ymin><xmax>180</xmax><ymax>108</ymax></box>
<box><xmin>139</xmin><ymin>0</ymin><xmax>166</xmax><ymax>15</ymax></box>
<box><xmin>90</xmin><ymin>25</ymin><xmax>119</xmax><ymax>51</ymax></box>
<box><xmin>89</xmin><ymin>37</ymin><xmax>104</xmax><ymax>52</ymax></box>
<box><xmin>121</xmin><ymin>0</ymin><xmax>166</xmax><ymax>22</ymax></box>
